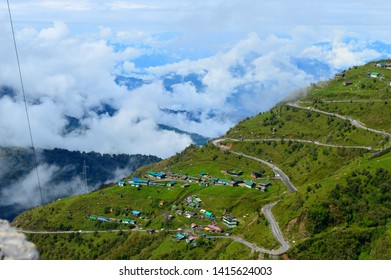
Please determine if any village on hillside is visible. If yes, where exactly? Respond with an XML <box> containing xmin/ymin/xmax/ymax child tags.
<box><xmin>125</xmin><ymin>170</ymin><xmax>272</xmax><ymax>190</ymax></box>
<box><xmin>335</xmin><ymin>60</ymin><xmax>391</xmax><ymax>87</ymax></box>
<box><xmin>83</xmin><ymin>169</ymin><xmax>274</xmax><ymax>245</ymax></box>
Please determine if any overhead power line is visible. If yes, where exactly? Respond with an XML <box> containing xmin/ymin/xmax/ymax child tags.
<box><xmin>6</xmin><ymin>0</ymin><xmax>44</xmax><ymax>206</ymax></box>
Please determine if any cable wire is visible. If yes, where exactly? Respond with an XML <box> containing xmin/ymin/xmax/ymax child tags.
<box><xmin>6</xmin><ymin>0</ymin><xmax>44</xmax><ymax>206</ymax></box>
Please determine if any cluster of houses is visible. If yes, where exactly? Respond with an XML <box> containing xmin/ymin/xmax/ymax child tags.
<box><xmin>119</xmin><ymin>169</ymin><xmax>272</xmax><ymax>192</ymax></box>
<box><xmin>335</xmin><ymin>72</ymin><xmax>354</xmax><ymax>87</ymax></box>
<box><xmin>198</xmin><ymin>170</ymin><xmax>271</xmax><ymax>190</ymax></box>
<box><xmin>212</xmin><ymin>177</ymin><xmax>271</xmax><ymax>191</ymax></box>
<box><xmin>334</xmin><ymin>62</ymin><xmax>391</xmax><ymax>87</ymax></box>
<box><xmin>118</xmin><ymin>171</ymin><xmax>185</xmax><ymax>187</ymax></box>
<box><xmin>86</xmin><ymin>213</ymin><xmax>137</xmax><ymax>225</ymax></box>
<box><xmin>87</xmin><ymin>184</ymin><xmax>241</xmax><ymax>245</ymax></box>
<box><xmin>172</xmin><ymin>208</ymin><xmax>198</xmax><ymax>219</ymax></box>
<box><xmin>112</xmin><ymin>169</ymin><xmax>266</xmax><ymax>241</ymax></box>
<box><xmin>170</xmin><ymin>169</ymin><xmax>271</xmax><ymax>190</ymax></box>
<box><xmin>166</xmin><ymin>171</ymin><xmax>200</xmax><ymax>182</ymax></box>
<box><xmin>205</xmin><ymin>224</ymin><xmax>222</xmax><ymax>233</ymax></box>
<box><xmin>174</xmin><ymin>222</ymin><xmax>223</xmax><ymax>245</ymax></box>
<box><xmin>175</xmin><ymin>232</ymin><xmax>201</xmax><ymax>245</ymax></box>
<box><xmin>185</xmin><ymin>195</ymin><xmax>203</xmax><ymax>209</ymax></box>
<box><xmin>86</xmin><ymin>207</ymin><xmax>143</xmax><ymax>224</ymax></box>
<box><xmin>174</xmin><ymin>194</ymin><xmax>239</xmax><ymax>235</ymax></box>
<box><xmin>174</xmin><ymin>213</ymin><xmax>239</xmax><ymax>244</ymax></box>
<box><xmin>193</xmin><ymin>213</ymin><xmax>238</xmax><ymax>231</ymax></box>
<box><xmin>123</xmin><ymin>177</ymin><xmax>176</xmax><ymax>187</ymax></box>
<box><xmin>375</xmin><ymin>61</ymin><xmax>391</xmax><ymax>69</ymax></box>
<box><xmin>173</xmin><ymin>206</ymin><xmax>215</xmax><ymax>221</ymax></box>
<box><xmin>336</xmin><ymin>71</ymin><xmax>381</xmax><ymax>87</ymax></box>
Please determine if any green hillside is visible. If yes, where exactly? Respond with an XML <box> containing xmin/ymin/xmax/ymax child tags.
<box><xmin>12</xmin><ymin>60</ymin><xmax>391</xmax><ymax>259</ymax></box>
<box><xmin>0</xmin><ymin>147</ymin><xmax>161</xmax><ymax>221</ymax></box>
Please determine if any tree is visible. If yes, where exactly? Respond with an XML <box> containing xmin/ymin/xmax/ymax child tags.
<box><xmin>104</xmin><ymin>206</ymin><xmax>111</xmax><ymax>214</ymax></box>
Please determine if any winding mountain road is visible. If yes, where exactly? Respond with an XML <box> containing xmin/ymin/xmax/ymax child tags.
<box><xmin>287</xmin><ymin>102</ymin><xmax>391</xmax><ymax>138</ymax></box>
<box><xmin>224</xmin><ymin>137</ymin><xmax>375</xmax><ymax>151</ymax></box>
<box><xmin>18</xmin><ymin>201</ymin><xmax>290</xmax><ymax>256</ymax></box>
<box><xmin>209</xmin><ymin>202</ymin><xmax>289</xmax><ymax>255</ymax></box>
<box><xmin>302</xmin><ymin>99</ymin><xmax>387</xmax><ymax>103</ymax></box>
<box><xmin>15</xmin><ymin>98</ymin><xmax>391</xmax><ymax>258</ymax></box>
<box><xmin>261</xmin><ymin>201</ymin><xmax>290</xmax><ymax>254</ymax></box>
<box><xmin>212</xmin><ymin>138</ymin><xmax>298</xmax><ymax>192</ymax></box>
<box><xmin>212</xmin><ymin>101</ymin><xmax>391</xmax><ymax>255</ymax></box>
<box><xmin>210</xmin><ymin>138</ymin><xmax>295</xmax><ymax>254</ymax></box>
<box><xmin>18</xmin><ymin>229</ymin><xmax>131</xmax><ymax>234</ymax></box>
<box><xmin>17</xmin><ymin>228</ymin><xmax>179</xmax><ymax>235</ymax></box>
<box><xmin>211</xmin><ymin>101</ymin><xmax>390</xmax><ymax>255</ymax></box>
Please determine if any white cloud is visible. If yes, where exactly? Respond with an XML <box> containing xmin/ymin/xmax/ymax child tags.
<box><xmin>0</xmin><ymin>164</ymin><xmax>84</xmax><ymax>209</ymax></box>
<box><xmin>99</xmin><ymin>26</ymin><xmax>113</xmax><ymax>38</ymax></box>
<box><xmin>1</xmin><ymin>2</ymin><xmax>391</xmax><ymax>160</ymax></box>
<box><xmin>143</xmin><ymin>33</ymin><xmax>319</xmax><ymax>125</ymax></box>
<box><xmin>302</xmin><ymin>33</ymin><xmax>384</xmax><ymax>69</ymax></box>
<box><xmin>0</xmin><ymin>22</ymin><xmax>194</xmax><ymax>158</ymax></box>
<box><xmin>122</xmin><ymin>61</ymin><xmax>137</xmax><ymax>72</ymax></box>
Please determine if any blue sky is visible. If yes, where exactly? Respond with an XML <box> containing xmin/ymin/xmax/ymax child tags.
<box><xmin>1</xmin><ymin>0</ymin><xmax>391</xmax><ymax>158</ymax></box>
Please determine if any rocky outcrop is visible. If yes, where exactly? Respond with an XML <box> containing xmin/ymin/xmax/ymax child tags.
<box><xmin>0</xmin><ymin>219</ymin><xmax>39</xmax><ymax>260</ymax></box>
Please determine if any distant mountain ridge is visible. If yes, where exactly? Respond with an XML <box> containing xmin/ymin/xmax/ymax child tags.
<box><xmin>157</xmin><ymin>124</ymin><xmax>209</xmax><ymax>146</ymax></box>
<box><xmin>0</xmin><ymin>146</ymin><xmax>161</xmax><ymax>221</ymax></box>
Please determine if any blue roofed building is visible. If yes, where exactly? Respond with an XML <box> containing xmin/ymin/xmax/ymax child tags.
<box><xmin>131</xmin><ymin>210</ymin><xmax>141</xmax><ymax>216</ymax></box>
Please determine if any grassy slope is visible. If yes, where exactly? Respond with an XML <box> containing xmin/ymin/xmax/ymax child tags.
<box><xmin>13</xmin><ymin>144</ymin><xmax>285</xmax><ymax>258</ymax></box>
<box><xmin>299</xmin><ymin>101</ymin><xmax>391</xmax><ymax>134</ymax></box>
<box><xmin>304</xmin><ymin>62</ymin><xmax>391</xmax><ymax>100</ymax></box>
<box><xmin>27</xmin><ymin>230</ymin><xmax>259</xmax><ymax>260</ymax></box>
<box><xmin>221</xmin><ymin>140</ymin><xmax>367</xmax><ymax>186</ymax></box>
<box><xmin>273</xmin><ymin>152</ymin><xmax>391</xmax><ymax>259</ymax></box>
<box><xmin>12</xmin><ymin>61</ymin><xmax>391</xmax><ymax>259</ymax></box>
<box><xmin>225</xmin><ymin>105</ymin><xmax>386</xmax><ymax>149</ymax></box>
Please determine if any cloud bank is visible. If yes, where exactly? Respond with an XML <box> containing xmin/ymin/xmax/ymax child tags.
<box><xmin>1</xmin><ymin>1</ymin><xmax>391</xmax><ymax>158</ymax></box>
<box><xmin>0</xmin><ymin>163</ymin><xmax>84</xmax><ymax>211</ymax></box>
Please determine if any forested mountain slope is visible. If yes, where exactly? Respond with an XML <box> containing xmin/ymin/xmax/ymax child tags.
<box><xmin>0</xmin><ymin>147</ymin><xmax>161</xmax><ymax>221</ymax></box>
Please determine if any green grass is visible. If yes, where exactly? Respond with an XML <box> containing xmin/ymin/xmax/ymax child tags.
<box><xmin>225</xmin><ymin>105</ymin><xmax>386</xmax><ymax>149</ymax></box>
<box><xmin>132</xmin><ymin>143</ymin><xmax>277</xmax><ymax>181</ymax></box>
<box><xmin>299</xmin><ymin>100</ymin><xmax>391</xmax><ymax>134</ymax></box>
<box><xmin>14</xmin><ymin>177</ymin><xmax>285</xmax><ymax>255</ymax></box>
<box><xmin>369</xmin><ymin>221</ymin><xmax>391</xmax><ymax>259</ymax></box>
<box><xmin>240</xmin><ymin>212</ymin><xmax>280</xmax><ymax>250</ymax></box>
<box><xmin>304</xmin><ymin>62</ymin><xmax>391</xmax><ymax>101</ymax></box>
<box><xmin>27</xmin><ymin>229</ymin><xmax>257</xmax><ymax>260</ymax></box>
<box><xmin>287</xmin><ymin>227</ymin><xmax>378</xmax><ymax>260</ymax></box>
<box><xmin>222</xmin><ymin>139</ymin><xmax>367</xmax><ymax>187</ymax></box>
<box><xmin>14</xmin><ymin>184</ymin><xmax>190</xmax><ymax>231</ymax></box>
<box><xmin>270</xmin><ymin>151</ymin><xmax>391</xmax><ymax>259</ymax></box>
